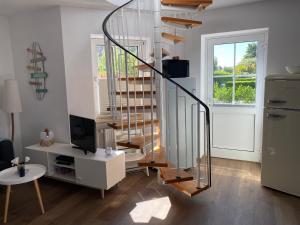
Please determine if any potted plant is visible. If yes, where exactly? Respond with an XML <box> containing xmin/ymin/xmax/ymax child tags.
<box><xmin>11</xmin><ymin>156</ymin><xmax>30</xmax><ymax>177</ymax></box>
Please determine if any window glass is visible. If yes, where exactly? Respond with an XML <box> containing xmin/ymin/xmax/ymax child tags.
<box><xmin>96</xmin><ymin>45</ymin><xmax>139</xmax><ymax>78</ymax></box>
<box><xmin>213</xmin><ymin>41</ymin><xmax>257</xmax><ymax>105</ymax></box>
<box><xmin>235</xmin><ymin>42</ymin><xmax>257</xmax><ymax>76</ymax></box>
<box><xmin>213</xmin><ymin>77</ymin><xmax>233</xmax><ymax>104</ymax></box>
<box><xmin>214</xmin><ymin>44</ymin><xmax>234</xmax><ymax>76</ymax></box>
<box><xmin>96</xmin><ymin>45</ymin><xmax>107</xmax><ymax>78</ymax></box>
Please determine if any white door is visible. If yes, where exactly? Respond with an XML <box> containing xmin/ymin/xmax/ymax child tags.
<box><xmin>203</xmin><ymin>29</ymin><xmax>268</xmax><ymax>162</ymax></box>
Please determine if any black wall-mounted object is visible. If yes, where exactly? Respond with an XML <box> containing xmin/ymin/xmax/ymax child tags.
<box><xmin>162</xmin><ymin>59</ymin><xmax>189</xmax><ymax>78</ymax></box>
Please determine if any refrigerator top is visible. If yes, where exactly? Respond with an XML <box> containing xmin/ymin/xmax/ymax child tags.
<box><xmin>266</xmin><ymin>74</ymin><xmax>300</xmax><ymax>81</ymax></box>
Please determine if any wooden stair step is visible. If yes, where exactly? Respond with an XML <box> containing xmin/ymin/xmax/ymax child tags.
<box><xmin>150</xmin><ymin>48</ymin><xmax>170</xmax><ymax>58</ymax></box>
<box><xmin>115</xmin><ymin>90</ymin><xmax>156</xmax><ymax>97</ymax></box>
<box><xmin>161</xmin><ymin>0</ymin><xmax>212</xmax><ymax>8</ymax></box>
<box><xmin>160</xmin><ymin>168</ymin><xmax>194</xmax><ymax>184</ymax></box>
<box><xmin>162</xmin><ymin>32</ymin><xmax>185</xmax><ymax>44</ymax></box>
<box><xmin>161</xmin><ymin>17</ymin><xmax>202</xmax><ymax>28</ymax></box>
<box><xmin>136</xmin><ymin>63</ymin><xmax>154</xmax><ymax>72</ymax></box>
<box><xmin>108</xmin><ymin>119</ymin><xmax>159</xmax><ymax>130</ymax></box>
<box><xmin>95</xmin><ymin>113</ymin><xmax>144</xmax><ymax>124</ymax></box>
<box><xmin>107</xmin><ymin>105</ymin><xmax>157</xmax><ymax>111</ymax></box>
<box><xmin>138</xmin><ymin>149</ymin><xmax>168</xmax><ymax>167</ymax></box>
<box><xmin>171</xmin><ymin>180</ymin><xmax>209</xmax><ymax>197</ymax></box>
<box><xmin>118</xmin><ymin>77</ymin><xmax>153</xmax><ymax>81</ymax></box>
<box><xmin>117</xmin><ymin>133</ymin><xmax>159</xmax><ymax>149</ymax></box>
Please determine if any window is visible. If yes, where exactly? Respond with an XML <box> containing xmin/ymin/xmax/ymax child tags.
<box><xmin>213</xmin><ymin>41</ymin><xmax>257</xmax><ymax>105</ymax></box>
<box><xmin>91</xmin><ymin>36</ymin><xmax>147</xmax><ymax>115</ymax></box>
<box><xmin>96</xmin><ymin>44</ymin><xmax>139</xmax><ymax>79</ymax></box>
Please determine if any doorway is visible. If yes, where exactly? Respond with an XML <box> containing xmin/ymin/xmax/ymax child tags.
<box><xmin>201</xmin><ymin>29</ymin><xmax>268</xmax><ymax>162</ymax></box>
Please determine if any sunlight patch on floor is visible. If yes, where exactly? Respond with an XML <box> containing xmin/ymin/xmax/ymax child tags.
<box><xmin>129</xmin><ymin>197</ymin><xmax>171</xmax><ymax>223</ymax></box>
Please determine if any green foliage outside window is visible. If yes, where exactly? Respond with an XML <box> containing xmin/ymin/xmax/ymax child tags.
<box><xmin>214</xmin><ymin>81</ymin><xmax>256</xmax><ymax>104</ymax></box>
<box><xmin>214</xmin><ymin>83</ymin><xmax>232</xmax><ymax>103</ymax></box>
<box><xmin>96</xmin><ymin>45</ymin><xmax>138</xmax><ymax>78</ymax></box>
<box><xmin>235</xmin><ymin>85</ymin><xmax>256</xmax><ymax>103</ymax></box>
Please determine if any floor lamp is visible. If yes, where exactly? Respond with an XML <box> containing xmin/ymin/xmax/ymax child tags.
<box><xmin>2</xmin><ymin>79</ymin><xmax>22</xmax><ymax>142</ymax></box>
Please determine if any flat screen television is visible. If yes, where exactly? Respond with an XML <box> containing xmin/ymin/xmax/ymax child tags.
<box><xmin>69</xmin><ymin>114</ymin><xmax>96</xmax><ymax>154</ymax></box>
<box><xmin>162</xmin><ymin>59</ymin><xmax>189</xmax><ymax>78</ymax></box>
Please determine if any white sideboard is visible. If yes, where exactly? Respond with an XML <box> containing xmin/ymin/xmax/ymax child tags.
<box><xmin>25</xmin><ymin>143</ymin><xmax>125</xmax><ymax>198</ymax></box>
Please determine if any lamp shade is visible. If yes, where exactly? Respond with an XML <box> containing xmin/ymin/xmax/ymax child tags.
<box><xmin>2</xmin><ymin>79</ymin><xmax>22</xmax><ymax>113</ymax></box>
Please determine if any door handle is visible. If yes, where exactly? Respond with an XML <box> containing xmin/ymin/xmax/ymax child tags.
<box><xmin>268</xmin><ymin>99</ymin><xmax>287</xmax><ymax>104</ymax></box>
<box><xmin>267</xmin><ymin>113</ymin><xmax>286</xmax><ymax>119</ymax></box>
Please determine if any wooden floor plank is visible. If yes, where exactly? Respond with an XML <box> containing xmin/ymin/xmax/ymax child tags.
<box><xmin>1</xmin><ymin>158</ymin><xmax>299</xmax><ymax>225</ymax></box>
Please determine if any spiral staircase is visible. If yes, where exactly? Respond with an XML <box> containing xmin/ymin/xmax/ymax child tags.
<box><xmin>102</xmin><ymin>0</ymin><xmax>212</xmax><ymax>197</ymax></box>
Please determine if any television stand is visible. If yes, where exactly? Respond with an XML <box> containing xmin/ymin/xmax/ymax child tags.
<box><xmin>72</xmin><ymin>146</ymin><xmax>88</xmax><ymax>155</ymax></box>
<box><xmin>24</xmin><ymin>143</ymin><xmax>126</xmax><ymax>199</ymax></box>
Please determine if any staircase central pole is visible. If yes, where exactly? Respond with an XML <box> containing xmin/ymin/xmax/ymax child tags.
<box><xmin>154</xmin><ymin>0</ymin><xmax>165</xmax><ymax>155</ymax></box>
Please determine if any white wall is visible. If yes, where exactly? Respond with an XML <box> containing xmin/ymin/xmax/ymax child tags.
<box><xmin>60</xmin><ymin>7</ymin><xmax>155</xmax><ymax>119</ymax></box>
<box><xmin>0</xmin><ymin>16</ymin><xmax>22</xmax><ymax>156</ymax></box>
<box><xmin>185</xmin><ymin>0</ymin><xmax>300</xmax><ymax>78</ymax></box>
<box><xmin>60</xmin><ymin>7</ymin><xmax>109</xmax><ymax>120</ymax></box>
<box><xmin>9</xmin><ymin>7</ymin><xmax>70</xmax><ymax>147</ymax></box>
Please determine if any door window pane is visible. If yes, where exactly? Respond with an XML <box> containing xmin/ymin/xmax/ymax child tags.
<box><xmin>213</xmin><ymin>41</ymin><xmax>257</xmax><ymax>105</ymax></box>
<box><xmin>235</xmin><ymin>42</ymin><xmax>257</xmax><ymax>75</ymax></box>
<box><xmin>213</xmin><ymin>77</ymin><xmax>233</xmax><ymax>104</ymax></box>
<box><xmin>96</xmin><ymin>45</ymin><xmax>107</xmax><ymax>78</ymax></box>
<box><xmin>214</xmin><ymin>44</ymin><xmax>234</xmax><ymax>76</ymax></box>
<box><xmin>235</xmin><ymin>76</ymin><xmax>256</xmax><ymax>104</ymax></box>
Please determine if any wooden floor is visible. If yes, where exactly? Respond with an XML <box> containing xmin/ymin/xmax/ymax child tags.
<box><xmin>1</xmin><ymin>158</ymin><xmax>299</xmax><ymax>225</ymax></box>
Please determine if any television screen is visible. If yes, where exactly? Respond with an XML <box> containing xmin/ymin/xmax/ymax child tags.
<box><xmin>69</xmin><ymin>115</ymin><xmax>96</xmax><ymax>154</ymax></box>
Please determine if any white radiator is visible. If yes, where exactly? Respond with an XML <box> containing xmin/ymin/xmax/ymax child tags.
<box><xmin>97</xmin><ymin>127</ymin><xmax>116</xmax><ymax>149</ymax></box>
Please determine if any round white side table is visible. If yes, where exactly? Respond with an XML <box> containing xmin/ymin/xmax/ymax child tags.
<box><xmin>0</xmin><ymin>164</ymin><xmax>46</xmax><ymax>224</ymax></box>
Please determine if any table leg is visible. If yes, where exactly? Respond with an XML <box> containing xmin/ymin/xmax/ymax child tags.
<box><xmin>33</xmin><ymin>179</ymin><xmax>45</xmax><ymax>214</ymax></box>
<box><xmin>4</xmin><ymin>185</ymin><xmax>11</xmax><ymax>224</ymax></box>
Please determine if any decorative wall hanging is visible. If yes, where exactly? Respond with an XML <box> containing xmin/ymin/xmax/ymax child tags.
<box><xmin>26</xmin><ymin>42</ymin><xmax>48</xmax><ymax>100</ymax></box>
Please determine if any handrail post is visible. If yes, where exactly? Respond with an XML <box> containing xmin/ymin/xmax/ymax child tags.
<box><xmin>176</xmin><ymin>86</ymin><xmax>180</xmax><ymax>178</ymax></box>
<box><xmin>197</xmin><ymin>102</ymin><xmax>201</xmax><ymax>188</ymax></box>
<box><xmin>125</xmin><ymin>51</ymin><xmax>131</xmax><ymax>143</ymax></box>
<box><xmin>104</xmin><ymin>37</ymin><xmax>114</xmax><ymax>122</ymax></box>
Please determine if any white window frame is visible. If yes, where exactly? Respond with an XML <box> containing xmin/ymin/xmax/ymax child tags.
<box><xmin>90</xmin><ymin>34</ymin><xmax>151</xmax><ymax>116</ymax></box>
<box><xmin>201</xmin><ymin>28</ymin><xmax>269</xmax><ymax>108</ymax></box>
<box><xmin>213</xmin><ymin>41</ymin><xmax>258</xmax><ymax>106</ymax></box>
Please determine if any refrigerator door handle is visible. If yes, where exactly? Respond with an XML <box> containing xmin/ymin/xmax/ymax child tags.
<box><xmin>267</xmin><ymin>113</ymin><xmax>287</xmax><ymax>119</ymax></box>
<box><xmin>268</xmin><ymin>99</ymin><xmax>287</xmax><ymax>104</ymax></box>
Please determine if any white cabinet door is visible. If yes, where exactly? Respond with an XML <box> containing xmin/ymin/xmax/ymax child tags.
<box><xmin>75</xmin><ymin>158</ymin><xmax>107</xmax><ymax>189</ymax></box>
<box><xmin>261</xmin><ymin>108</ymin><xmax>300</xmax><ymax>196</ymax></box>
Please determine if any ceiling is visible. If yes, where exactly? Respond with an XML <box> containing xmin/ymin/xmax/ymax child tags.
<box><xmin>0</xmin><ymin>0</ymin><xmax>266</xmax><ymax>16</ymax></box>
<box><xmin>0</xmin><ymin>0</ymin><xmax>114</xmax><ymax>16</ymax></box>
